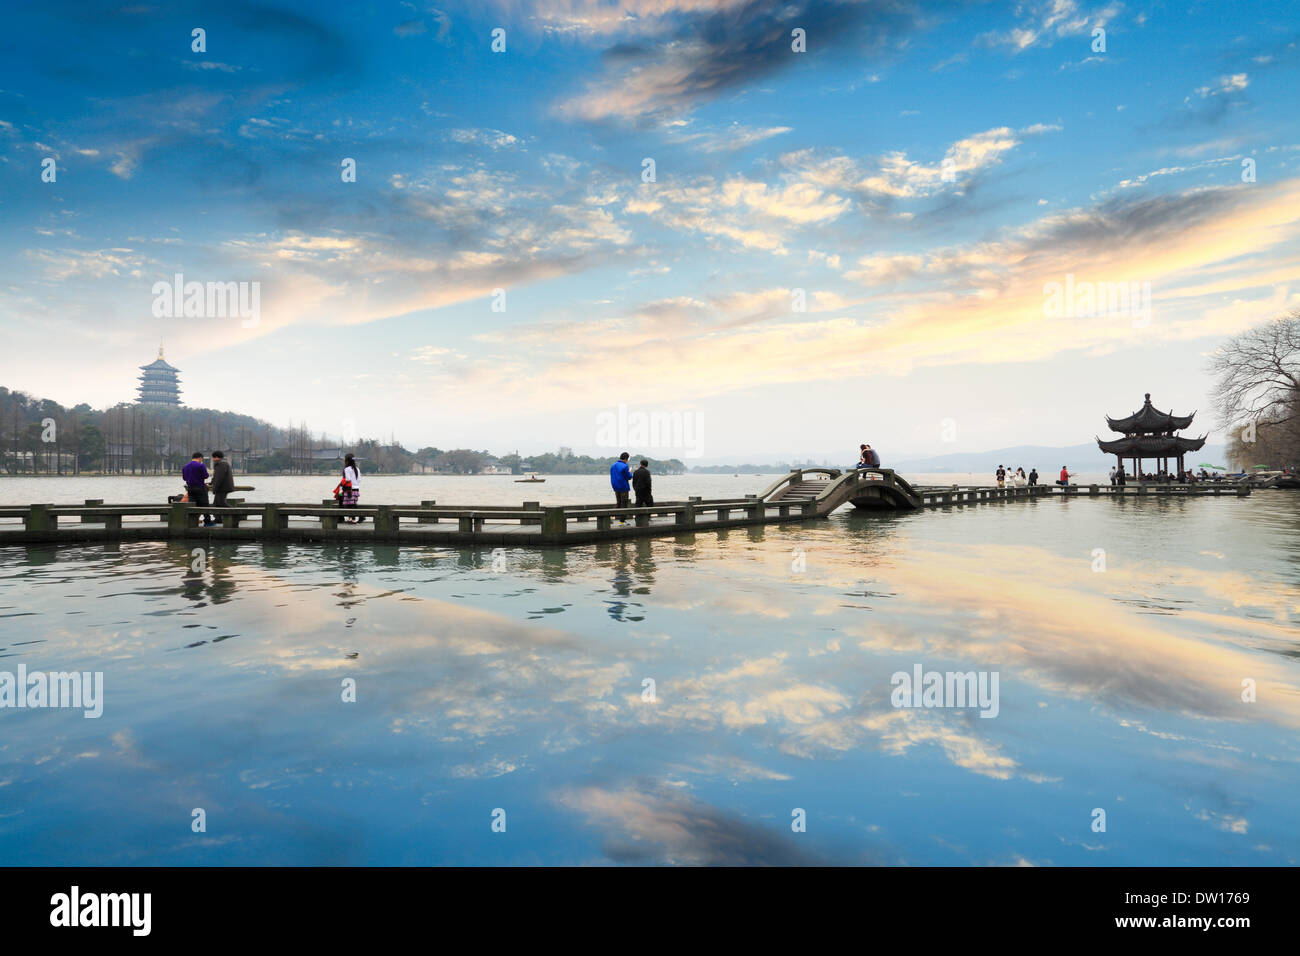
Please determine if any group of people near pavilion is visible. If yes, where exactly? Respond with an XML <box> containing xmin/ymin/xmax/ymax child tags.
<box><xmin>1106</xmin><ymin>463</ymin><xmax>1210</xmax><ymax>485</ymax></box>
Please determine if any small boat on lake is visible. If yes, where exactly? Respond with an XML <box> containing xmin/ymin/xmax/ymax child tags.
<box><xmin>514</xmin><ymin>473</ymin><xmax>546</xmax><ymax>483</ymax></box>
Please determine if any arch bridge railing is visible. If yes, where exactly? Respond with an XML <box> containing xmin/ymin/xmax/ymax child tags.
<box><xmin>812</xmin><ymin>468</ymin><xmax>922</xmax><ymax>510</ymax></box>
<box><xmin>758</xmin><ymin>468</ymin><xmax>843</xmax><ymax>502</ymax></box>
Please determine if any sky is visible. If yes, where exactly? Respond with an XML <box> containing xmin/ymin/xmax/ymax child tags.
<box><xmin>1</xmin><ymin>0</ymin><xmax>1297</xmax><ymax>463</ymax></box>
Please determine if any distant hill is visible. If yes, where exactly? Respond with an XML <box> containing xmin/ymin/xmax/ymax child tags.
<box><xmin>892</xmin><ymin>442</ymin><xmax>1228</xmax><ymax>474</ymax></box>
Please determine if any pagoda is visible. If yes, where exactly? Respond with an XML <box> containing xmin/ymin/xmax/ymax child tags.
<box><xmin>137</xmin><ymin>345</ymin><xmax>182</xmax><ymax>406</ymax></box>
<box><xmin>1097</xmin><ymin>393</ymin><xmax>1205</xmax><ymax>479</ymax></box>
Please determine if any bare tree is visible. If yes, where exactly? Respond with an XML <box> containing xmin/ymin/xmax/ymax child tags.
<box><xmin>1208</xmin><ymin>312</ymin><xmax>1300</xmax><ymax>427</ymax></box>
<box><xmin>1209</xmin><ymin>312</ymin><xmax>1300</xmax><ymax>469</ymax></box>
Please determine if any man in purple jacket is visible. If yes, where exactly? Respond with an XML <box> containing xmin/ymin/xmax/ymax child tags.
<box><xmin>181</xmin><ymin>452</ymin><xmax>214</xmax><ymax>527</ymax></box>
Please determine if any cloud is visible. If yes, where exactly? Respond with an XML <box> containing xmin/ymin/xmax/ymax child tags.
<box><xmin>1169</xmin><ymin>73</ymin><xmax>1252</xmax><ymax>127</ymax></box>
<box><xmin>551</xmin><ymin>0</ymin><xmax>932</xmax><ymax>122</ymax></box>
<box><xmin>556</xmin><ymin>784</ymin><xmax>828</xmax><ymax>865</ymax></box>
<box><xmin>432</xmin><ymin>177</ymin><xmax>1300</xmax><ymax>413</ymax></box>
<box><xmin>445</xmin><ymin>128</ymin><xmax>521</xmax><ymax>150</ymax></box>
<box><xmin>664</xmin><ymin>119</ymin><xmax>793</xmax><ymax>152</ymax></box>
<box><xmin>977</xmin><ymin>0</ymin><xmax>1121</xmax><ymax>53</ymax></box>
<box><xmin>781</xmin><ymin>123</ymin><xmax>1057</xmax><ymax>202</ymax></box>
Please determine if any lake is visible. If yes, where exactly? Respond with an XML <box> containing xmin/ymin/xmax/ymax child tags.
<box><xmin>1</xmin><ymin>476</ymin><xmax>1296</xmax><ymax>865</ymax></box>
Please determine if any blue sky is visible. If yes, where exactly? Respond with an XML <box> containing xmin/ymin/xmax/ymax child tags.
<box><xmin>1</xmin><ymin>0</ymin><xmax>1297</xmax><ymax>462</ymax></box>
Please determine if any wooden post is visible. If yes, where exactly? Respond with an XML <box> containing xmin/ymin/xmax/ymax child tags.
<box><xmin>542</xmin><ymin>507</ymin><xmax>567</xmax><ymax>539</ymax></box>
<box><xmin>375</xmin><ymin>505</ymin><xmax>397</xmax><ymax>534</ymax></box>
<box><xmin>104</xmin><ymin>514</ymin><xmax>123</xmax><ymax>532</ymax></box>
<box><xmin>261</xmin><ymin>504</ymin><xmax>287</xmax><ymax>533</ymax></box>
<box><xmin>634</xmin><ymin>511</ymin><xmax>650</xmax><ymax>527</ymax></box>
<box><xmin>25</xmin><ymin>504</ymin><xmax>56</xmax><ymax>533</ymax></box>
<box><xmin>717</xmin><ymin>507</ymin><xmax>731</xmax><ymax>521</ymax></box>
<box><xmin>81</xmin><ymin>499</ymin><xmax>104</xmax><ymax>523</ymax></box>
<box><xmin>678</xmin><ymin>504</ymin><xmax>696</xmax><ymax>526</ymax></box>
<box><xmin>221</xmin><ymin>499</ymin><xmax>245</xmax><ymax>529</ymax></box>
<box><xmin>168</xmin><ymin>502</ymin><xmax>196</xmax><ymax>534</ymax></box>
<box><xmin>458</xmin><ymin>516</ymin><xmax>474</xmax><ymax>533</ymax></box>
<box><xmin>597</xmin><ymin>515</ymin><xmax>612</xmax><ymax>532</ymax></box>
<box><xmin>419</xmin><ymin>500</ymin><xmax>438</xmax><ymax>524</ymax></box>
<box><xmin>523</xmin><ymin>501</ymin><xmax>541</xmax><ymax>526</ymax></box>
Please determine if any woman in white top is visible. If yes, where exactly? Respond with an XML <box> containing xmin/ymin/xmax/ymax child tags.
<box><xmin>340</xmin><ymin>453</ymin><xmax>362</xmax><ymax>523</ymax></box>
<box><xmin>1012</xmin><ymin>467</ymin><xmax>1028</xmax><ymax>487</ymax></box>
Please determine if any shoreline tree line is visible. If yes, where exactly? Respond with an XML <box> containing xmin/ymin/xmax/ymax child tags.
<box><xmin>0</xmin><ymin>390</ymin><xmax>686</xmax><ymax>476</ymax></box>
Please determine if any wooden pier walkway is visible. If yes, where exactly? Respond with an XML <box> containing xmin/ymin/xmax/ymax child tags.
<box><xmin>0</xmin><ymin>468</ymin><xmax>1251</xmax><ymax>548</ymax></box>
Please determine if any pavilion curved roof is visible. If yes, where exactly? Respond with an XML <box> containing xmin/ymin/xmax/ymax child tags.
<box><xmin>1105</xmin><ymin>393</ymin><xmax>1195</xmax><ymax>433</ymax></box>
<box><xmin>1096</xmin><ymin>434</ymin><xmax>1206</xmax><ymax>455</ymax></box>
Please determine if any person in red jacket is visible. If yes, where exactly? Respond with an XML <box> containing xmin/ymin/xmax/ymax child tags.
<box><xmin>1056</xmin><ymin>465</ymin><xmax>1074</xmax><ymax>487</ymax></box>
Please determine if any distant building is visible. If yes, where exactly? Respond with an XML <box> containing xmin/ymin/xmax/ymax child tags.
<box><xmin>137</xmin><ymin>346</ymin><xmax>182</xmax><ymax>406</ymax></box>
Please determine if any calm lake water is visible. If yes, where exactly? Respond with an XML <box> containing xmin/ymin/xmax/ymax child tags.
<box><xmin>1</xmin><ymin>476</ymin><xmax>1297</xmax><ymax>865</ymax></box>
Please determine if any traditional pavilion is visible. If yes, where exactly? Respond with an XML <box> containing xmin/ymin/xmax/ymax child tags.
<box><xmin>1097</xmin><ymin>393</ymin><xmax>1205</xmax><ymax>480</ymax></box>
<box><xmin>137</xmin><ymin>345</ymin><xmax>182</xmax><ymax>406</ymax></box>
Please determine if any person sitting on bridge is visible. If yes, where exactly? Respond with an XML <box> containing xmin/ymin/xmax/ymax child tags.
<box><xmin>856</xmin><ymin>444</ymin><xmax>880</xmax><ymax>469</ymax></box>
<box><xmin>610</xmin><ymin>452</ymin><xmax>633</xmax><ymax>525</ymax></box>
<box><xmin>1057</xmin><ymin>465</ymin><xmax>1074</xmax><ymax>487</ymax></box>
<box><xmin>632</xmin><ymin>459</ymin><xmax>654</xmax><ymax>507</ymax></box>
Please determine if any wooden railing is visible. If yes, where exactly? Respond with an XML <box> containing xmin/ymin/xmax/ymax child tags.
<box><xmin>0</xmin><ymin>479</ymin><xmax>1251</xmax><ymax>544</ymax></box>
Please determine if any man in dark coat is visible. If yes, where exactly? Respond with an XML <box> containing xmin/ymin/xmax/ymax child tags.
<box><xmin>210</xmin><ymin>450</ymin><xmax>236</xmax><ymax>519</ymax></box>
<box><xmin>632</xmin><ymin>459</ymin><xmax>653</xmax><ymax>507</ymax></box>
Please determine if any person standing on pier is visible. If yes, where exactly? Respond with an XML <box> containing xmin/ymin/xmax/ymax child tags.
<box><xmin>1028</xmin><ymin>468</ymin><xmax>1038</xmax><ymax>486</ymax></box>
<box><xmin>995</xmin><ymin>465</ymin><xmax>1006</xmax><ymax>489</ymax></box>
<box><xmin>339</xmin><ymin>453</ymin><xmax>362</xmax><ymax>523</ymax></box>
<box><xmin>632</xmin><ymin>459</ymin><xmax>654</xmax><ymax>507</ymax></box>
<box><xmin>610</xmin><ymin>452</ymin><xmax>633</xmax><ymax>521</ymax></box>
<box><xmin>211</xmin><ymin>451</ymin><xmax>235</xmax><ymax>516</ymax></box>
<box><xmin>1057</xmin><ymin>465</ymin><xmax>1074</xmax><ymax>487</ymax></box>
<box><xmin>182</xmin><ymin>452</ymin><xmax>214</xmax><ymax>527</ymax></box>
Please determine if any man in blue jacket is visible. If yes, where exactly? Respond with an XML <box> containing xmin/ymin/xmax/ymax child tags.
<box><xmin>181</xmin><ymin>452</ymin><xmax>214</xmax><ymax>526</ymax></box>
<box><xmin>610</xmin><ymin>452</ymin><xmax>633</xmax><ymax>521</ymax></box>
